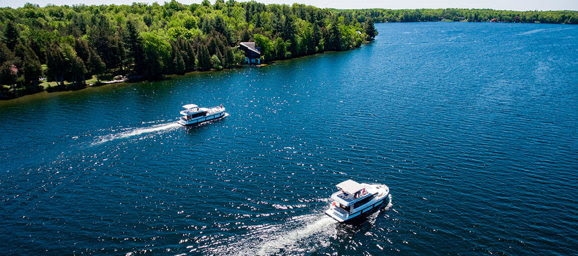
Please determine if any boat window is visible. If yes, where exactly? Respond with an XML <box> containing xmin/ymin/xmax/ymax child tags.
<box><xmin>353</xmin><ymin>194</ymin><xmax>375</xmax><ymax>209</ymax></box>
<box><xmin>191</xmin><ymin>112</ymin><xmax>207</xmax><ymax>118</ymax></box>
<box><xmin>339</xmin><ymin>204</ymin><xmax>350</xmax><ymax>212</ymax></box>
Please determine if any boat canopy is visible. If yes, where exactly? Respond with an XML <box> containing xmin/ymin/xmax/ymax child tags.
<box><xmin>337</xmin><ymin>180</ymin><xmax>366</xmax><ymax>195</ymax></box>
<box><xmin>183</xmin><ymin>104</ymin><xmax>198</xmax><ymax>109</ymax></box>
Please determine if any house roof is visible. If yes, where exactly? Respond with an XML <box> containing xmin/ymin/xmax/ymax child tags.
<box><xmin>240</xmin><ymin>42</ymin><xmax>261</xmax><ymax>55</ymax></box>
<box><xmin>336</xmin><ymin>180</ymin><xmax>365</xmax><ymax>195</ymax></box>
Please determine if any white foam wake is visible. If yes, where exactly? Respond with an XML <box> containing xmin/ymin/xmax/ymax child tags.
<box><xmin>202</xmin><ymin>195</ymin><xmax>394</xmax><ymax>256</ymax></box>
<box><xmin>255</xmin><ymin>215</ymin><xmax>338</xmax><ymax>255</ymax></box>
<box><xmin>518</xmin><ymin>28</ymin><xmax>547</xmax><ymax>35</ymax></box>
<box><xmin>92</xmin><ymin>122</ymin><xmax>181</xmax><ymax>145</ymax></box>
<box><xmin>384</xmin><ymin>194</ymin><xmax>393</xmax><ymax>211</ymax></box>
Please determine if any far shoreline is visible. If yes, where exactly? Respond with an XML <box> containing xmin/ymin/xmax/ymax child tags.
<box><xmin>0</xmin><ymin>46</ymin><xmax>360</xmax><ymax>106</ymax></box>
<box><xmin>0</xmin><ymin>20</ymin><xmax>574</xmax><ymax>105</ymax></box>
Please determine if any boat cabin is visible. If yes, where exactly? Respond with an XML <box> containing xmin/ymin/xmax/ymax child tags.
<box><xmin>180</xmin><ymin>104</ymin><xmax>207</xmax><ymax>121</ymax></box>
<box><xmin>331</xmin><ymin>179</ymin><xmax>376</xmax><ymax>213</ymax></box>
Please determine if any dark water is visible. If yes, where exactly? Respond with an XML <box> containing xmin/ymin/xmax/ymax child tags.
<box><xmin>1</xmin><ymin>22</ymin><xmax>577</xmax><ymax>255</ymax></box>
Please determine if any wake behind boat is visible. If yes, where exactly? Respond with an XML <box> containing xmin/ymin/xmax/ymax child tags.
<box><xmin>325</xmin><ymin>179</ymin><xmax>390</xmax><ymax>223</ymax></box>
<box><xmin>178</xmin><ymin>104</ymin><xmax>226</xmax><ymax>126</ymax></box>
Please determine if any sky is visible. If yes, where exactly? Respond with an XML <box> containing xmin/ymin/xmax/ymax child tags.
<box><xmin>1</xmin><ymin>0</ymin><xmax>577</xmax><ymax>10</ymax></box>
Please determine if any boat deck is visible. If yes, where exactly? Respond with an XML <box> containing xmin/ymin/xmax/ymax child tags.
<box><xmin>335</xmin><ymin>192</ymin><xmax>356</xmax><ymax>202</ymax></box>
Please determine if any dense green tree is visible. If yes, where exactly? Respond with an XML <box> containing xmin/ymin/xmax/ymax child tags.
<box><xmin>69</xmin><ymin>55</ymin><xmax>87</xmax><ymax>85</ymax></box>
<box><xmin>170</xmin><ymin>42</ymin><xmax>186</xmax><ymax>74</ymax></box>
<box><xmin>126</xmin><ymin>21</ymin><xmax>146</xmax><ymax>75</ymax></box>
<box><xmin>197</xmin><ymin>44</ymin><xmax>211</xmax><ymax>70</ymax></box>
<box><xmin>3</xmin><ymin>22</ymin><xmax>19</xmax><ymax>50</ymax></box>
<box><xmin>364</xmin><ymin>18</ymin><xmax>377</xmax><ymax>40</ymax></box>
<box><xmin>16</xmin><ymin>43</ymin><xmax>42</xmax><ymax>88</ymax></box>
<box><xmin>223</xmin><ymin>46</ymin><xmax>235</xmax><ymax>68</ymax></box>
<box><xmin>89</xmin><ymin>14</ymin><xmax>124</xmax><ymax>70</ymax></box>
<box><xmin>140</xmin><ymin>32</ymin><xmax>171</xmax><ymax>79</ymax></box>
<box><xmin>254</xmin><ymin>33</ymin><xmax>273</xmax><ymax>61</ymax></box>
<box><xmin>273</xmin><ymin>37</ymin><xmax>288</xmax><ymax>59</ymax></box>
<box><xmin>45</xmin><ymin>44</ymin><xmax>67</xmax><ymax>86</ymax></box>
<box><xmin>0</xmin><ymin>62</ymin><xmax>18</xmax><ymax>87</ymax></box>
<box><xmin>74</xmin><ymin>39</ymin><xmax>92</xmax><ymax>63</ymax></box>
<box><xmin>210</xmin><ymin>54</ymin><xmax>222</xmax><ymax>70</ymax></box>
<box><xmin>214</xmin><ymin>15</ymin><xmax>231</xmax><ymax>43</ymax></box>
<box><xmin>1</xmin><ymin>1</ymin><xmax>575</xmax><ymax>98</ymax></box>
<box><xmin>173</xmin><ymin>53</ymin><xmax>186</xmax><ymax>74</ymax></box>
<box><xmin>46</xmin><ymin>43</ymin><xmax>87</xmax><ymax>86</ymax></box>
<box><xmin>73</xmin><ymin>38</ymin><xmax>105</xmax><ymax>79</ymax></box>
<box><xmin>87</xmin><ymin>49</ymin><xmax>106</xmax><ymax>79</ymax></box>
<box><xmin>326</xmin><ymin>19</ymin><xmax>342</xmax><ymax>51</ymax></box>
<box><xmin>0</xmin><ymin>43</ymin><xmax>15</xmax><ymax>64</ymax></box>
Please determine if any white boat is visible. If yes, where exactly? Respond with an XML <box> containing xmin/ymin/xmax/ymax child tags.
<box><xmin>325</xmin><ymin>179</ymin><xmax>390</xmax><ymax>223</ymax></box>
<box><xmin>177</xmin><ymin>104</ymin><xmax>226</xmax><ymax>126</ymax></box>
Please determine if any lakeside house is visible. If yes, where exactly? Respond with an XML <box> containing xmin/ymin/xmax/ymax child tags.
<box><xmin>239</xmin><ymin>42</ymin><xmax>261</xmax><ymax>64</ymax></box>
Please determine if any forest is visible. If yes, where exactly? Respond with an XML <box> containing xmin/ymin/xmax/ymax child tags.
<box><xmin>341</xmin><ymin>8</ymin><xmax>578</xmax><ymax>24</ymax></box>
<box><xmin>0</xmin><ymin>0</ymin><xmax>376</xmax><ymax>99</ymax></box>
<box><xmin>0</xmin><ymin>1</ymin><xmax>576</xmax><ymax>99</ymax></box>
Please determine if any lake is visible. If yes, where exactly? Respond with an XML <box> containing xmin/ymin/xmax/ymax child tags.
<box><xmin>0</xmin><ymin>22</ymin><xmax>577</xmax><ymax>255</ymax></box>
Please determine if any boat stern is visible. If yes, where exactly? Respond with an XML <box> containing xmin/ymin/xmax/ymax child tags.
<box><xmin>325</xmin><ymin>206</ymin><xmax>350</xmax><ymax>223</ymax></box>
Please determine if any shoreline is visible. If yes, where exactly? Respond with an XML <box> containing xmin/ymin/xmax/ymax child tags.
<box><xmin>0</xmin><ymin>67</ymin><xmax>244</xmax><ymax>105</ymax></box>
<box><xmin>0</xmin><ymin>47</ymin><xmax>359</xmax><ymax>105</ymax></box>
<box><xmin>1</xmin><ymin>19</ymin><xmax>573</xmax><ymax>104</ymax></box>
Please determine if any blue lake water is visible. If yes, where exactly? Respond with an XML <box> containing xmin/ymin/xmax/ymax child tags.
<box><xmin>0</xmin><ymin>22</ymin><xmax>577</xmax><ymax>255</ymax></box>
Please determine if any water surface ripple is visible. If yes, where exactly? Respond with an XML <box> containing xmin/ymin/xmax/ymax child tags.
<box><xmin>0</xmin><ymin>22</ymin><xmax>577</xmax><ymax>255</ymax></box>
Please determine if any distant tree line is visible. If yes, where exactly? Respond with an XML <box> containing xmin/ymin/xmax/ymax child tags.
<box><xmin>341</xmin><ymin>8</ymin><xmax>578</xmax><ymax>24</ymax></box>
<box><xmin>0</xmin><ymin>0</ymin><xmax>375</xmax><ymax>99</ymax></box>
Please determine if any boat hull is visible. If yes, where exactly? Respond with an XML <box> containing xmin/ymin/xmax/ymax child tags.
<box><xmin>178</xmin><ymin>111</ymin><xmax>226</xmax><ymax>126</ymax></box>
<box><xmin>325</xmin><ymin>196</ymin><xmax>388</xmax><ymax>223</ymax></box>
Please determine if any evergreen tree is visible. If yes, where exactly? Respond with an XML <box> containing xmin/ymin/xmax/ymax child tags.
<box><xmin>214</xmin><ymin>15</ymin><xmax>230</xmax><ymax>43</ymax></box>
<box><xmin>173</xmin><ymin>54</ymin><xmax>186</xmax><ymax>74</ymax></box>
<box><xmin>46</xmin><ymin>44</ymin><xmax>67</xmax><ymax>86</ymax></box>
<box><xmin>87</xmin><ymin>50</ymin><xmax>106</xmax><ymax>79</ymax></box>
<box><xmin>69</xmin><ymin>56</ymin><xmax>87</xmax><ymax>85</ymax></box>
<box><xmin>327</xmin><ymin>19</ymin><xmax>342</xmax><ymax>51</ymax></box>
<box><xmin>16</xmin><ymin>44</ymin><xmax>42</xmax><ymax>89</ymax></box>
<box><xmin>74</xmin><ymin>39</ymin><xmax>91</xmax><ymax>62</ymax></box>
<box><xmin>89</xmin><ymin>15</ymin><xmax>123</xmax><ymax>70</ymax></box>
<box><xmin>282</xmin><ymin>15</ymin><xmax>297</xmax><ymax>56</ymax></box>
<box><xmin>3</xmin><ymin>22</ymin><xmax>19</xmax><ymax>50</ymax></box>
<box><xmin>171</xmin><ymin>42</ymin><xmax>186</xmax><ymax>74</ymax></box>
<box><xmin>364</xmin><ymin>18</ymin><xmax>377</xmax><ymax>40</ymax></box>
<box><xmin>126</xmin><ymin>21</ymin><xmax>146</xmax><ymax>75</ymax></box>
<box><xmin>197</xmin><ymin>44</ymin><xmax>211</xmax><ymax>70</ymax></box>
<box><xmin>0</xmin><ymin>43</ymin><xmax>15</xmax><ymax>64</ymax></box>
<box><xmin>223</xmin><ymin>46</ymin><xmax>235</xmax><ymax>68</ymax></box>
<box><xmin>176</xmin><ymin>38</ymin><xmax>196</xmax><ymax>71</ymax></box>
